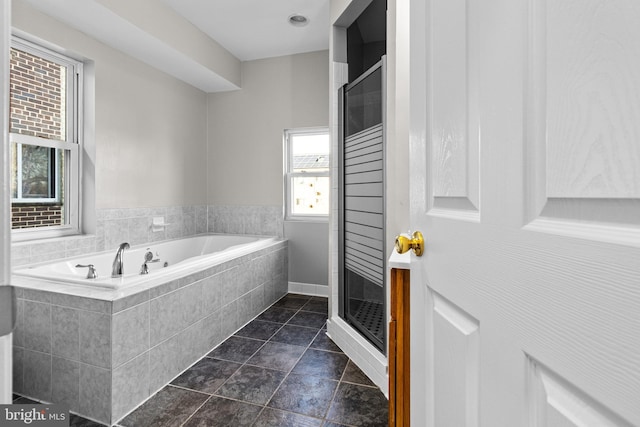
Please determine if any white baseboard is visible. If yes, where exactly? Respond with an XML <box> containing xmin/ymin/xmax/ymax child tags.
<box><xmin>327</xmin><ymin>316</ymin><xmax>388</xmax><ymax>397</ymax></box>
<box><xmin>288</xmin><ymin>282</ymin><xmax>329</xmax><ymax>297</ymax></box>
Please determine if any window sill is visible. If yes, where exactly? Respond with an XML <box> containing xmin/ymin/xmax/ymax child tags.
<box><xmin>12</xmin><ymin>232</ymin><xmax>95</xmax><ymax>247</ymax></box>
<box><xmin>11</xmin><ymin>226</ymin><xmax>82</xmax><ymax>244</ymax></box>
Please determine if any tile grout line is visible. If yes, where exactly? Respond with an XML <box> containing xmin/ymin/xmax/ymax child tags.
<box><xmin>322</xmin><ymin>350</ymin><xmax>351</xmax><ymax>423</ymax></box>
<box><xmin>178</xmin><ymin>394</ymin><xmax>213</xmax><ymax>427</ymax></box>
<box><xmin>260</xmin><ymin>303</ymin><xmax>334</xmax><ymax>423</ymax></box>
<box><xmin>229</xmin><ymin>298</ymin><xmax>317</xmax><ymax>421</ymax></box>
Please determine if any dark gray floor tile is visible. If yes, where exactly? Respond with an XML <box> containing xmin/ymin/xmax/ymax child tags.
<box><xmin>292</xmin><ymin>349</ymin><xmax>349</xmax><ymax>380</ymax></box>
<box><xmin>11</xmin><ymin>396</ymin><xmax>39</xmax><ymax>404</ymax></box>
<box><xmin>273</xmin><ymin>295</ymin><xmax>310</xmax><ymax>310</ymax></box>
<box><xmin>322</xmin><ymin>422</ymin><xmax>349</xmax><ymax>427</ymax></box>
<box><xmin>342</xmin><ymin>360</ymin><xmax>375</xmax><ymax>387</ymax></box>
<box><xmin>257</xmin><ymin>307</ymin><xmax>298</xmax><ymax>324</ymax></box>
<box><xmin>288</xmin><ymin>311</ymin><xmax>327</xmax><ymax>329</ymax></box>
<box><xmin>207</xmin><ymin>336</ymin><xmax>265</xmax><ymax>363</ymax></box>
<box><xmin>326</xmin><ymin>383</ymin><xmax>388</xmax><ymax>427</ymax></box>
<box><xmin>247</xmin><ymin>341</ymin><xmax>306</xmax><ymax>372</ymax></box>
<box><xmin>270</xmin><ymin>324</ymin><xmax>318</xmax><ymax>347</ymax></box>
<box><xmin>215</xmin><ymin>365</ymin><xmax>286</xmax><ymax>405</ymax></box>
<box><xmin>253</xmin><ymin>408</ymin><xmax>323</xmax><ymax>427</ymax></box>
<box><xmin>267</xmin><ymin>373</ymin><xmax>338</xmax><ymax>418</ymax></box>
<box><xmin>69</xmin><ymin>414</ymin><xmax>107</xmax><ymax>427</ymax></box>
<box><xmin>234</xmin><ymin>320</ymin><xmax>282</xmax><ymax>341</ymax></box>
<box><xmin>301</xmin><ymin>299</ymin><xmax>328</xmax><ymax>314</ymax></box>
<box><xmin>171</xmin><ymin>358</ymin><xmax>241</xmax><ymax>394</ymax></box>
<box><xmin>119</xmin><ymin>385</ymin><xmax>209</xmax><ymax>427</ymax></box>
<box><xmin>310</xmin><ymin>332</ymin><xmax>343</xmax><ymax>353</ymax></box>
<box><xmin>183</xmin><ymin>396</ymin><xmax>261</xmax><ymax>427</ymax></box>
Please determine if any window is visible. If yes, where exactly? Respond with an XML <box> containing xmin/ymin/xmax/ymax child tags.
<box><xmin>9</xmin><ymin>36</ymin><xmax>82</xmax><ymax>239</ymax></box>
<box><xmin>285</xmin><ymin>128</ymin><xmax>330</xmax><ymax>219</ymax></box>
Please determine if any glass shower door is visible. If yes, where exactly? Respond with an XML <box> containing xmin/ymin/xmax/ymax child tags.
<box><xmin>338</xmin><ymin>59</ymin><xmax>386</xmax><ymax>352</ymax></box>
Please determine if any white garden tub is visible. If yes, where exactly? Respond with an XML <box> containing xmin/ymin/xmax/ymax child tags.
<box><xmin>13</xmin><ymin>234</ymin><xmax>278</xmax><ymax>290</ymax></box>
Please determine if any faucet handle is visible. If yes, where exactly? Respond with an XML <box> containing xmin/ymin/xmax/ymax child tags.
<box><xmin>76</xmin><ymin>264</ymin><xmax>98</xmax><ymax>279</ymax></box>
<box><xmin>144</xmin><ymin>250</ymin><xmax>160</xmax><ymax>263</ymax></box>
<box><xmin>140</xmin><ymin>262</ymin><xmax>150</xmax><ymax>275</ymax></box>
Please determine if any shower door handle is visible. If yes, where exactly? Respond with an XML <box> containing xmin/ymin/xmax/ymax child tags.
<box><xmin>394</xmin><ymin>231</ymin><xmax>424</xmax><ymax>257</ymax></box>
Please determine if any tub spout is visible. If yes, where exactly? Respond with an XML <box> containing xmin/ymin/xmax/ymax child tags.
<box><xmin>111</xmin><ymin>242</ymin><xmax>130</xmax><ymax>278</ymax></box>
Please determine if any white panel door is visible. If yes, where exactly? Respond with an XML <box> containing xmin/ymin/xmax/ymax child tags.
<box><xmin>408</xmin><ymin>0</ymin><xmax>640</xmax><ymax>425</ymax></box>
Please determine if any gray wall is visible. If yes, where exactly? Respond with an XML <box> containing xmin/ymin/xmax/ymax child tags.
<box><xmin>12</xmin><ymin>2</ymin><xmax>331</xmax><ymax>289</ymax></box>
<box><xmin>13</xmin><ymin>0</ymin><xmax>209</xmax><ymax>211</ymax></box>
<box><xmin>285</xmin><ymin>221</ymin><xmax>329</xmax><ymax>286</ymax></box>
<box><xmin>207</xmin><ymin>51</ymin><xmax>330</xmax><ymax>206</ymax></box>
<box><xmin>207</xmin><ymin>51</ymin><xmax>330</xmax><ymax>287</ymax></box>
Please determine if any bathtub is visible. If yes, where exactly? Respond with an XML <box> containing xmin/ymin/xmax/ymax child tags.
<box><xmin>12</xmin><ymin>233</ymin><xmax>288</xmax><ymax>425</ymax></box>
<box><xmin>13</xmin><ymin>234</ymin><xmax>277</xmax><ymax>290</ymax></box>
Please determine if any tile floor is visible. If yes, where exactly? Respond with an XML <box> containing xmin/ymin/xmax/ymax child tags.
<box><xmin>13</xmin><ymin>294</ymin><xmax>388</xmax><ymax>427</ymax></box>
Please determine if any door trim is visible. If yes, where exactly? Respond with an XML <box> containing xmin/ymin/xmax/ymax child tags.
<box><xmin>389</xmin><ymin>267</ymin><xmax>410</xmax><ymax>426</ymax></box>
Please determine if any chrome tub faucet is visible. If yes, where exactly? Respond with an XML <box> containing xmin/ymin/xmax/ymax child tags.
<box><xmin>111</xmin><ymin>242</ymin><xmax>130</xmax><ymax>277</ymax></box>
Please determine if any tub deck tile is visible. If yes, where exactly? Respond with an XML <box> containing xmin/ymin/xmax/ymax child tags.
<box><xmin>111</xmin><ymin>352</ymin><xmax>150</xmax><ymax>421</ymax></box>
<box><xmin>112</xmin><ymin>302</ymin><xmax>149</xmax><ymax>368</ymax></box>
<box><xmin>79</xmin><ymin>311</ymin><xmax>111</xmax><ymax>369</ymax></box>
<box><xmin>50</xmin><ymin>294</ymin><xmax>111</xmax><ymax>314</ymax></box>
<box><xmin>112</xmin><ymin>290</ymin><xmax>149</xmax><ymax>314</ymax></box>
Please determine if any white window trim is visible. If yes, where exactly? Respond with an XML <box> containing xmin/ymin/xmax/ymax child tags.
<box><xmin>284</xmin><ymin>127</ymin><xmax>330</xmax><ymax>221</ymax></box>
<box><xmin>10</xmin><ymin>35</ymin><xmax>83</xmax><ymax>242</ymax></box>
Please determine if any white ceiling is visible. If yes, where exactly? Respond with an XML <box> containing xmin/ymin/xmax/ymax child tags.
<box><xmin>20</xmin><ymin>0</ymin><xmax>330</xmax><ymax>92</ymax></box>
<box><xmin>161</xmin><ymin>0</ymin><xmax>331</xmax><ymax>61</ymax></box>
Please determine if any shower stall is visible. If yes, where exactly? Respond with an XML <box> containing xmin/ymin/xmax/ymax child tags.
<box><xmin>338</xmin><ymin>58</ymin><xmax>386</xmax><ymax>352</ymax></box>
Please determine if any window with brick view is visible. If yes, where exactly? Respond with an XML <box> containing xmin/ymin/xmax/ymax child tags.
<box><xmin>9</xmin><ymin>38</ymin><xmax>81</xmax><ymax>235</ymax></box>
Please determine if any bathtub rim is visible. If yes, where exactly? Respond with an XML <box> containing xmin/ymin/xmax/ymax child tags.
<box><xmin>13</xmin><ymin>233</ymin><xmax>276</xmax><ymax>288</ymax></box>
<box><xmin>11</xmin><ymin>233</ymin><xmax>286</xmax><ymax>303</ymax></box>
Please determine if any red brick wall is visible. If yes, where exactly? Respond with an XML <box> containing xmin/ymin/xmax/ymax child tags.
<box><xmin>9</xmin><ymin>47</ymin><xmax>64</xmax><ymax>140</ymax></box>
<box><xmin>12</xmin><ymin>205</ymin><xmax>63</xmax><ymax>229</ymax></box>
<box><xmin>10</xmin><ymin>47</ymin><xmax>66</xmax><ymax>230</ymax></box>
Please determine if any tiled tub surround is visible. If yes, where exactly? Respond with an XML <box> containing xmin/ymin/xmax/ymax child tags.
<box><xmin>12</xmin><ymin>239</ymin><xmax>288</xmax><ymax>425</ymax></box>
<box><xmin>11</xmin><ymin>204</ymin><xmax>283</xmax><ymax>267</ymax></box>
<box><xmin>13</xmin><ymin>294</ymin><xmax>389</xmax><ymax>427</ymax></box>
<box><xmin>207</xmin><ymin>205</ymin><xmax>284</xmax><ymax>238</ymax></box>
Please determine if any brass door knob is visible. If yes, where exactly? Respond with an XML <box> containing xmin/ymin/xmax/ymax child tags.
<box><xmin>395</xmin><ymin>231</ymin><xmax>424</xmax><ymax>257</ymax></box>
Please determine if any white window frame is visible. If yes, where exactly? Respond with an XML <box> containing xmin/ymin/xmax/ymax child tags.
<box><xmin>10</xmin><ymin>35</ymin><xmax>83</xmax><ymax>241</ymax></box>
<box><xmin>284</xmin><ymin>127</ymin><xmax>330</xmax><ymax>221</ymax></box>
<box><xmin>12</xmin><ymin>143</ymin><xmax>61</xmax><ymax>203</ymax></box>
